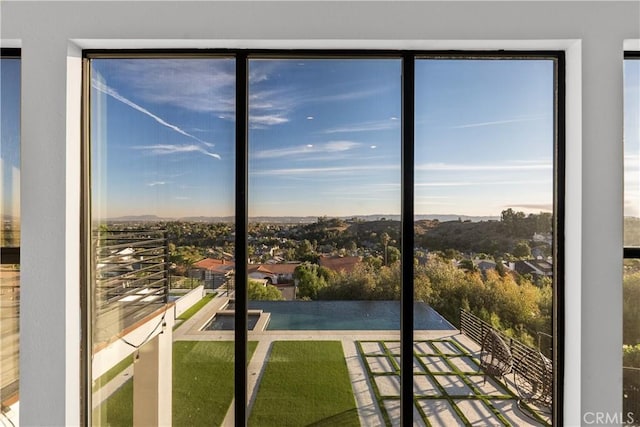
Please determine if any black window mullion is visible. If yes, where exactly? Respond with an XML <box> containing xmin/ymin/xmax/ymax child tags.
<box><xmin>235</xmin><ymin>52</ymin><xmax>249</xmax><ymax>427</ymax></box>
<box><xmin>554</xmin><ymin>52</ymin><xmax>566</xmax><ymax>427</ymax></box>
<box><xmin>401</xmin><ymin>53</ymin><xmax>416</xmax><ymax>426</ymax></box>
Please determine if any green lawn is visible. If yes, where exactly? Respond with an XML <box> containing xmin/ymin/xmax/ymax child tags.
<box><xmin>173</xmin><ymin>340</ymin><xmax>257</xmax><ymax>426</ymax></box>
<box><xmin>92</xmin><ymin>379</ymin><xmax>133</xmax><ymax>426</ymax></box>
<box><xmin>248</xmin><ymin>341</ymin><xmax>359</xmax><ymax>427</ymax></box>
<box><xmin>177</xmin><ymin>293</ymin><xmax>216</xmax><ymax>321</ymax></box>
<box><xmin>93</xmin><ymin>341</ymin><xmax>257</xmax><ymax>426</ymax></box>
<box><xmin>92</xmin><ymin>354</ymin><xmax>133</xmax><ymax>392</ymax></box>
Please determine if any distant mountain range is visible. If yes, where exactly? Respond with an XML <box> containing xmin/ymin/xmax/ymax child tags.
<box><xmin>106</xmin><ymin>214</ymin><xmax>499</xmax><ymax>223</ymax></box>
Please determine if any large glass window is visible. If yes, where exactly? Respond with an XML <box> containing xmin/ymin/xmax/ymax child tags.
<box><xmin>85</xmin><ymin>51</ymin><xmax>562</xmax><ymax>426</ymax></box>
<box><xmin>624</xmin><ymin>54</ymin><xmax>640</xmax><ymax>423</ymax></box>
<box><xmin>87</xmin><ymin>57</ymin><xmax>236</xmax><ymax>426</ymax></box>
<box><xmin>247</xmin><ymin>57</ymin><xmax>401</xmax><ymax>426</ymax></box>
<box><xmin>0</xmin><ymin>51</ymin><xmax>20</xmax><ymax>427</ymax></box>
<box><xmin>414</xmin><ymin>58</ymin><xmax>556</xmax><ymax>426</ymax></box>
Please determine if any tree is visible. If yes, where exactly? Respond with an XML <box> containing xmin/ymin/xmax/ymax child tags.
<box><xmin>295</xmin><ymin>239</ymin><xmax>317</xmax><ymax>263</ymax></box>
<box><xmin>380</xmin><ymin>232</ymin><xmax>391</xmax><ymax>266</ymax></box>
<box><xmin>293</xmin><ymin>262</ymin><xmax>329</xmax><ymax>300</ymax></box>
<box><xmin>513</xmin><ymin>240</ymin><xmax>532</xmax><ymax>258</ymax></box>
<box><xmin>248</xmin><ymin>280</ymin><xmax>283</xmax><ymax>301</ymax></box>
<box><xmin>387</xmin><ymin>246</ymin><xmax>401</xmax><ymax>265</ymax></box>
<box><xmin>459</xmin><ymin>259</ymin><xmax>478</xmax><ymax>273</ymax></box>
<box><xmin>501</xmin><ymin>208</ymin><xmax>527</xmax><ymax>237</ymax></box>
<box><xmin>624</xmin><ymin>271</ymin><xmax>640</xmax><ymax>344</ymax></box>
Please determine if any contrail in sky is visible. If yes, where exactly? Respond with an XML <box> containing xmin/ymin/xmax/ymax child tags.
<box><xmin>91</xmin><ymin>78</ymin><xmax>216</xmax><ymax>150</ymax></box>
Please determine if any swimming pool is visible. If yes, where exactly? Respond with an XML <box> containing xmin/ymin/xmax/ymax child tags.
<box><xmin>247</xmin><ymin>300</ymin><xmax>455</xmax><ymax>331</ymax></box>
<box><xmin>204</xmin><ymin>313</ymin><xmax>261</xmax><ymax>331</ymax></box>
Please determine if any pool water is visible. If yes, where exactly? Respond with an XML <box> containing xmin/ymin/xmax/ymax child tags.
<box><xmin>247</xmin><ymin>300</ymin><xmax>454</xmax><ymax>331</ymax></box>
<box><xmin>204</xmin><ymin>313</ymin><xmax>260</xmax><ymax>331</ymax></box>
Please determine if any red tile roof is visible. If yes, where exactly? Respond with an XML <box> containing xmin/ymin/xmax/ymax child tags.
<box><xmin>192</xmin><ymin>258</ymin><xmax>235</xmax><ymax>273</ymax></box>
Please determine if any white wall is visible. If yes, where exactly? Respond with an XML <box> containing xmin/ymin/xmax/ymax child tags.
<box><xmin>92</xmin><ymin>307</ymin><xmax>175</xmax><ymax>381</ymax></box>
<box><xmin>174</xmin><ymin>285</ymin><xmax>205</xmax><ymax>319</ymax></box>
<box><xmin>1</xmin><ymin>1</ymin><xmax>637</xmax><ymax>425</ymax></box>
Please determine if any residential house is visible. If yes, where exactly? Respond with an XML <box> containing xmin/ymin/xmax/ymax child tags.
<box><xmin>190</xmin><ymin>258</ymin><xmax>235</xmax><ymax>290</ymax></box>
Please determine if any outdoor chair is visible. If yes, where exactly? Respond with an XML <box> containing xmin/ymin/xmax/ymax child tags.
<box><xmin>514</xmin><ymin>348</ymin><xmax>553</xmax><ymax>411</ymax></box>
<box><xmin>479</xmin><ymin>329</ymin><xmax>513</xmax><ymax>383</ymax></box>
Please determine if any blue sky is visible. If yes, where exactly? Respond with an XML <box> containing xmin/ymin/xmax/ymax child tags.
<box><xmin>1</xmin><ymin>58</ymin><xmax>20</xmax><ymax>221</ymax></box>
<box><xmin>88</xmin><ymin>57</ymin><xmax>554</xmax><ymax>219</ymax></box>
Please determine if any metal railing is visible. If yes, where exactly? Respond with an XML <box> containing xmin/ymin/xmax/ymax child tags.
<box><xmin>460</xmin><ymin>309</ymin><xmax>553</xmax><ymax>407</ymax></box>
<box><xmin>93</xmin><ymin>229</ymin><xmax>169</xmax><ymax>343</ymax></box>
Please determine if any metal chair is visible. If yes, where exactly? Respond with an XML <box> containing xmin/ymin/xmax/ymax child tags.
<box><xmin>479</xmin><ymin>329</ymin><xmax>513</xmax><ymax>383</ymax></box>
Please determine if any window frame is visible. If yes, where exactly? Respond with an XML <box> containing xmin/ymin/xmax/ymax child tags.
<box><xmin>0</xmin><ymin>48</ymin><xmax>21</xmax><ymax>266</ymax></box>
<box><xmin>0</xmin><ymin>48</ymin><xmax>21</xmax><ymax>415</ymax></box>
<box><xmin>624</xmin><ymin>50</ymin><xmax>640</xmax><ymax>262</ymax></box>
<box><xmin>622</xmin><ymin>50</ymin><xmax>640</xmax><ymax>421</ymax></box>
<box><xmin>81</xmin><ymin>49</ymin><xmax>565</xmax><ymax>426</ymax></box>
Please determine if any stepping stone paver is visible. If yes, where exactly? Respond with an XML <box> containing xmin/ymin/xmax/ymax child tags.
<box><xmin>385</xmin><ymin>341</ymin><xmax>401</xmax><ymax>354</ymax></box>
<box><xmin>413</xmin><ymin>374</ymin><xmax>440</xmax><ymax>396</ymax></box>
<box><xmin>367</xmin><ymin>356</ymin><xmax>396</xmax><ymax>374</ymax></box>
<box><xmin>466</xmin><ymin>374</ymin><xmax>510</xmax><ymax>396</ymax></box>
<box><xmin>390</xmin><ymin>356</ymin><xmax>423</xmax><ymax>373</ymax></box>
<box><xmin>433</xmin><ymin>340</ymin><xmax>462</xmax><ymax>355</ymax></box>
<box><xmin>413</xmin><ymin>341</ymin><xmax>434</xmax><ymax>354</ymax></box>
<box><xmin>448</xmin><ymin>356</ymin><xmax>479</xmax><ymax>373</ymax></box>
<box><xmin>434</xmin><ymin>374</ymin><xmax>474</xmax><ymax>396</ymax></box>
<box><xmin>455</xmin><ymin>399</ymin><xmax>503</xmax><ymax>426</ymax></box>
<box><xmin>360</xmin><ymin>341</ymin><xmax>386</xmax><ymax>355</ymax></box>
<box><xmin>418</xmin><ymin>399</ymin><xmax>465</xmax><ymax>426</ymax></box>
<box><xmin>374</xmin><ymin>374</ymin><xmax>400</xmax><ymax>397</ymax></box>
<box><xmin>420</xmin><ymin>355</ymin><xmax>451</xmax><ymax>373</ymax></box>
<box><xmin>491</xmin><ymin>399</ymin><xmax>546</xmax><ymax>426</ymax></box>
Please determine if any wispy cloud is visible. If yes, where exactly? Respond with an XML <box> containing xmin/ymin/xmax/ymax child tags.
<box><xmin>95</xmin><ymin>59</ymin><xmax>236</xmax><ymax>114</ymax></box>
<box><xmin>92</xmin><ymin>78</ymin><xmax>216</xmax><ymax>151</ymax></box>
<box><xmin>416</xmin><ymin>182</ymin><xmax>475</xmax><ymax>187</ymax></box>
<box><xmin>450</xmin><ymin>115</ymin><xmax>546</xmax><ymax>129</ymax></box>
<box><xmin>416</xmin><ymin>162</ymin><xmax>551</xmax><ymax>172</ymax></box>
<box><xmin>311</xmin><ymin>87</ymin><xmax>387</xmax><ymax>103</ymax></box>
<box><xmin>132</xmin><ymin>144</ymin><xmax>221</xmax><ymax>160</ymax></box>
<box><xmin>322</xmin><ymin>119</ymin><xmax>399</xmax><ymax>134</ymax></box>
<box><xmin>252</xmin><ymin>164</ymin><xmax>398</xmax><ymax>176</ymax></box>
<box><xmin>250</xmin><ymin>114</ymin><xmax>290</xmax><ymax>127</ymax></box>
<box><xmin>506</xmin><ymin>203</ymin><xmax>553</xmax><ymax>212</ymax></box>
<box><xmin>415</xmin><ymin>179</ymin><xmax>550</xmax><ymax>187</ymax></box>
<box><xmin>254</xmin><ymin>140</ymin><xmax>361</xmax><ymax>159</ymax></box>
<box><xmin>247</xmin><ymin>62</ymin><xmax>394</xmax><ymax>128</ymax></box>
<box><xmin>249</xmin><ymin>88</ymin><xmax>295</xmax><ymax>129</ymax></box>
<box><xmin>146</xmin><ymin>181</ymin><xmax>168</xmax><ymax>187</ymax></box>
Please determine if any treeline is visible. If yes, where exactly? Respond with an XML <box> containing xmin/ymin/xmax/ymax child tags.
<box><xmin>415</xmin><ymin>209</ymin><xmax>552</xmax><ymax>256</ymax></box>
<box><xmin>294</xmin><ymin>255</ymin><xmax>551</xmax><ymax>348</ymax></box>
